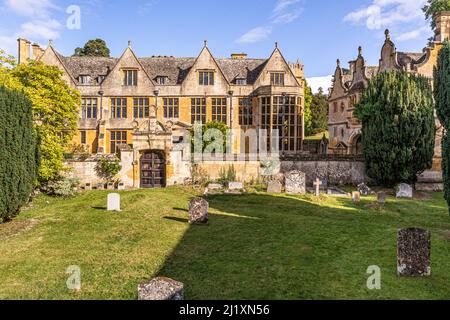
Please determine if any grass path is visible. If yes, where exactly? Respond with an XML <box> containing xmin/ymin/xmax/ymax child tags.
<box><xmin>0</xmin><ymin>187</ymin><xmax>449</xmax><ymax>300</ymax></box>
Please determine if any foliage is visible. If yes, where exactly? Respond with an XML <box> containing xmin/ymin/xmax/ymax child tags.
<box><xmin>309</xmin><ymin>88</ymin><xmax>329</xmax><ymax>135</ymax></box>
<box><xmin>0</xmin><ymin>86</ymin><xmax>37</xmax><ymax>222</ymax></box>
<box><xmin>434</xmin><ymin>41</ymin><xmax>450</xmax><ymax>212</ymax></box>
<box><xmin>96</xmin><ymin>157</ymin><xmax>122</xmax><ymax>183</ymax></box>
<box><xmin>423</xmin><ymin>0</ymin><xmax>450</xmax><ymax>31</ymax></box>
<box><xmin>73</xmin><ymin>39</ymin><xmax>111</xmax><ymax>57</ymax></box>
<box><xmin>41</xmin><ymin>176</ymin><xmax>80</xmax><ymax>198</ymax></box>
<box><xmin>218</xmin><ymin>165</ymin><xmax>237</xmax><ymax>185</ymax></box>
<box><xmin>354</xmin><ymin>71</ymin><xmax>435</xmax><ymax>186</ymax></box>
<box><xmin>190</xmin><ymin>121</ymin><xmax>229</xmax><ymax>153</ymax></box>
<box><xmin>304</xmin><ymin>80</ymin><xmax>312</xmax><ymax>135</ymax></box>
<box><xmin>190</xmin><ymin>163</ymin><xmax>210</xmax><ymax>187</ymax></box>
<box><xmin>0</xmin><ymin>52</ymin><xmax>81</xmax><ymax>185</ymax></box>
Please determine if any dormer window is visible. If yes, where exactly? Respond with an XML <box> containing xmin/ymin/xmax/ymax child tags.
<box><xmin>270</xmin><ymin>72</ymin><xmax>284</xmax><ymax>86</ymax></box>
<box><xmin>156</xmin><ymin>76</ymin><xmax>168</xmax><ymax>85</ymax></box>
<box><xmin>236</xmin><ymin>78</ymin><xmax>247</xmax><ymax>85</ymax></box>
<box><xmin>199</xmin><ymin>71</ymin><xmax>214</xmax><ymax>86</ymax></box>
<box><xmin>123</xmin><ymin>69</ymin><xmax>138</xmax><ymax>86</ymax></box>
<box><xmin>79</xmin><ymin>75</ymin><xmax>90</xmax><ymax>84</ymax></box>
<box><xmin>97</xmin><ymin>75</ymin><xmax>106</xmax><ymax>84</ymax></box>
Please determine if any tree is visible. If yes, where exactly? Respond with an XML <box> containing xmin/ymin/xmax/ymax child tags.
<box><xmin>73</xmin><ymin>39</ymin><xmax>111</xmax><ymax>57</ymax></box>
<box><xmin>0</xmin><ymin>86</ymin><xmax>38</xmax><ymax>222</ymax></box>
<box><xmin>0</xmin><ymin>50</ymin><xmax>81</xmax><ymax>185</ymax></box>
<box><xmin>423</xmin><ymin>0</ymin><xmax>450</xmax><ymax>31</ymax></box>
<box><xmin>191</xmin><ymin>121</ymin><xmax>229</xmax><ymax>153</ymax></box>
<box><xmin>309</xmin><ymin>88</ymin><xmax>329</xmax><ymax>135</ymax></box>
<box><xmin>354</xmin><ymin>71</ymin><xmax>435</xmax><ymax>186</ymax></box>
<box><xmin>434</xmin><ymin>41</ymin><xmax>450</xmax><ymax>212</ymax></box>
<box><xmin>304</xmin><ymin>80</ymin><xmax>312</xmax><ymax>136</ymax></box>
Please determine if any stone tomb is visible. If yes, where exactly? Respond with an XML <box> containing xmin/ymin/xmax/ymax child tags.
<box><xmin>267</xmin><ymin>180</ymin><xmax>282</xmax><ymax>194</ymax></box>
<box><xmin>228</xmin><ymin>182</ymin><xmax>244</xmax><ymax>191</ymax></box>
<box><xmin>285</xmin><ymin>170</ymin><xmax>306</xmax><ymax>195</ymax></box>
<box><xmin>107</xmin><ymin>193</ymin><xmax>121</xmax><ymax>211</ymax></box>
<box><xmin>397</xmin><ymin>228</ymin><xmax>431</xmax><ymax>277</ymax></box>
<box><xmin>357</xmin><ymin>183</ymin><xmax>373</xmax><ymax>196</ymax></box>
<box><xmin>396</xmin><ymin>183</ymin><xmax>413</xmax><ymax>199</ymax></box>
<box><xmin>138</xmin><ymin>277</ymin><xmax>184</xmax><ymax>300</ymax></box>
<box><xmin>188</xmin><ymin>198</ymin><xmax>209</xmax><ymax>224</ymax></box>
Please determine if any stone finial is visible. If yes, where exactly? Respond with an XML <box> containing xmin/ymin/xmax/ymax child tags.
<box><xmin>128</xmin><ymin>40</ymin><xmax>132</xmax><ymax>48</ymax></box>
<box><xmin>385</xmin><ymin>29</ymin><xmax>391</xmax><ymax>40</ymax></box>
<box><xmin>358</xmin><ymin>46</ymin><xmax>362</xmax><ymax>56</ymax></box>
<box><xmin>275</xmin><ymin>41</ymin><xmax>279</xmax><ymax>48</ymax></box>
<box><xmin>204</xmin><ymin>40</ymin><xmax>208</xmax><ymax>47</ymax></box>
<box><xmin>337</xmin><ymin>59</ymin><xmax>341</xmax><ymax>67</ymax></box>
<box><xmin>48</xmin><ymin>39</ymin><xmax>53</xmax><ymax>47</ymax></box>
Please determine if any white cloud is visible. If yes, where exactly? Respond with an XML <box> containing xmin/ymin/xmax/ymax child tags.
<box><xmin>236</xmin><ymin>26</ymin><xmax>273</xmax><ymax>44</ymax></box>
<box><xmin>396</xmin><ymin>25</ymin><xmax>431</xmax><ymax>41</ymax></box>
<box><xmin>4</xmin><ymin>0</ymin><xmax>58</xmax><ymax>18</ymax></box>
<box><xmin>306</xmin><ymin>75</ymin><xmax>333</xmax><ymax>94</ymax></box>
<box><xmin>273</xmin><ymin>0</ymin><xmax>300</xmax><ymax>15</ymax></box>
<box><xmin>21</xmin><ymin>19</ymin><xmax>61</xmax><ymax>39</ymax></box>
<box><xmin>344</xmin><ymin>0</ymin><xmax>427</xmax><ymax>30</ymax></box>
<box><xmin>0</xmin><ymin>35</ymin><xmax>18</xmax><ymax>56</ymax></box>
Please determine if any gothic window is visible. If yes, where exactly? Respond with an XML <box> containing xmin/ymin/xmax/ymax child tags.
<box><xmin>191</xmin><ymin>98</ymin><xmax>206</xmax><ymax>124</ymax></box>
<box><xmin>123</xmin><ymin>69</ymin><xmax>138</xmax><ymax>86</ymax></box>
<box><xmin>81</xmin><ymin>98</ymin><xmax>98</xmax><ymax>119</ymax></box>
<box><xmin>239</xmin><ymin>98</ymin><xmax>253</xmax><ymax>126</ymax></box>
<box><xmin>110</xmin><ymin>131</ymin><xmax>127</xmax><ymax>154</ymax></box>
<box><xmin>133</xmin><ymin>98</ymin><xmax>149</xmax><ymax>118</ymax></box>
<box><xmin>163</xmin><ymin>98</ymin><xmax>179</xmax><ymax>119</ymax></box>
<box><xmin>270</xmin><ymin>72</ymin><xmax>284</xmax><ymax>86</ymax></box>
<box><xmin>199</xmin><ymin>71</ymin><xmax>214</xmax><ymax>86</ymax></box>
<box><xmin>212</xmin><ymin>98</ymin><xmax>227</xmax><ymax>123</ymax></box>
<box><xmin>111</xmin><ymin>98</ymin><xmax>127</xmax><ymax>119</ymax></box>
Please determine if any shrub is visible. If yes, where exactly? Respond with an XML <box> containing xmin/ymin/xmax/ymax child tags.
<box><xmin>0</xmin><ymin>86</ymin><xmax>38</xmax><ymax>222</ymax></box>
<box><xmin>96</xmin><ymin>157</ymin><xmax>122</xmax><ymax>183</ymax></box>
<box><xmin>354</xmin><ymin>71</ymin><xmax>435</xmax><ymax>186</ymax></box>
<box><xmin>42</xmin><ymin>176</ymin><xmax>80</xmax><ymax>198</ymax></box>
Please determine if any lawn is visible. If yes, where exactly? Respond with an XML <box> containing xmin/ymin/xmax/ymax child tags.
<box><xmin>0</xmin><ymin>187</ymin><xmax>450</xmax><ymax>300</ymax></box>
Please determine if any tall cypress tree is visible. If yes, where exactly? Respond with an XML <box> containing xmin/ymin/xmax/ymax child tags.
<box><xmin>0</xmin><ymin>86</ymin><xmax>37</xmax><ymax>223</ymax></box>
<box><xmin>354</xmin><ymin>71</ymin><xmax>435</xmax><ymax>186</ymax></box>
<box><xmin>434</xmin><ymin>41</ymin><xmax>450</xmax><ymax>212</ymax></box>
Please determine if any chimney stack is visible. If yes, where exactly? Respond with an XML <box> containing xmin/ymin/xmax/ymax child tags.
<box><xmin>18</xmin><ymin>38</ymin><xmax>31</xmax><ymax>64</ymax></box>
<box><xmin>31</xmin><ymin>43</ymin><xmax>44</xmax><ymax>60</ymax></box>
<box><xmin>434</xmin><ymin>11</ymin><xmax>450</xmax><ymax>43</ymax></box>
<box><xmin>231</xmin><ymin>53</ymin><xmax>247</xmax><ymax>60</ymax></box>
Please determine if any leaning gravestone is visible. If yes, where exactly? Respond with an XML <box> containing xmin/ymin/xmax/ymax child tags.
<box><xmin>188</xmin><ymin>198</ymin><xmax>209</xmax><ymax>224</ymax></box>
<box><xmin>228</xmin><ymin>182</ymin><xmax>244</xmax><ymax>190</ymax></box>
<box><xmin>397</xmin><ymin>228</ymin><xmax>431</xmax><ymax>277</ymax></box>
<box><xmin>267</xmin><ymin>181</ymin><xmax>282</xmax><ymax>194</ymax></box>
<box><xmin>377</xmin><ymin>191</ymin><xmax>387</xmax><ymax>204</ymax></box>
<box><xmin>285</xmin><ymin>170</ymin><xmax>306</xmax><ymax>195</ymax></box>
<box><xmin>138</xmin><ymin>277</ymin><xmax>184</xmax><ymax>300</ymax></box>
<box><xmin>396</xmin><ymin>183</ymin><xmax>413</xmax><ymax>199</ymax></box>
<box><xmin>107</xmin><ymin>193</ymin><xmax>121</xmax><ymax>211</ymax></box>
<box><xmin>357</xmin><ymin>183</ymin><xmax>373</xmax><ymax>196</ymax></box>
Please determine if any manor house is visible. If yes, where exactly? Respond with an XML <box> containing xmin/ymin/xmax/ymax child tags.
<box><xmin>328</xmin><ymin>12</ymin><xmax>450</xmax><ymax>190</ymax></box>
<box><xmin>17</xmin><ymin>39</ymin><xmax>305</xmax><ymax>188</ymax></box>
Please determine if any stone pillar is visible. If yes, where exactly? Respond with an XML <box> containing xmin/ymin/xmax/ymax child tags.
<box><xmin>17</xmin><ymin>38</ymin><xmax>31</xmax><ymax>65</ymax></box>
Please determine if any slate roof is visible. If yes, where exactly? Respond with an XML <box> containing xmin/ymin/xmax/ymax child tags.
<box><xmin>57</xmin><ymin>52</ymin><xmax>269</xmax><ymax>86</ymax></box>
<box><xmin>397</xmin><ymin>51</ymin><xmax>427</xmax><ymax>67</ymax></box>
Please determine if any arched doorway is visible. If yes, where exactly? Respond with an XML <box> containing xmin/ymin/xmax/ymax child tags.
<box><xmin>140</xmin><ymin>150</ymin><xmax>166</xmax><ymax>188</ymax></box>
<box><xmin>352</xmin><ymin>135</ymin><xmax>363</xmax><ymax>155</ymax></box>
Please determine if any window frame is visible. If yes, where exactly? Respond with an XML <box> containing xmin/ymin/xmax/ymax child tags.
<box><xmin>270</xmin><ymin>72</ymin><xmax>285</xmax><ymax>86</ymax></box>
<box><xmin>110</xmin><ymin>98</ymin><xmax>128</xmax><ymax>119</ymax></box>
<box><xmin>81</xmin><ymin>97</ymin><xmax>98</xmax><ymax>119</ymax></box>
<box><xmin>163</xmin><ymin>97</ymin><xmax>179</xmax><ymax>119</ymax></box>
<box><xmin>123</xmin><ymin>69</ymin><xmax>138</xmax><ymax>86</ymax></box>
<box><xmin>133</xmin><ymin>98</ymin><xmax>150</xmax><ymax>119</ymax></box>
<box><xmin>198</xmin><ymin>71</ymin><xmax>215</xmax><ymax>86</ymax></box>
<box><xmin>110</xmin><ymin>130</ymin><xmax>127</xmax><ymax>154</ymax></box>
<box><xmin>191</xmin><ymin>97</ymin><xmax>207</xmax><ymax>124</ymax></box>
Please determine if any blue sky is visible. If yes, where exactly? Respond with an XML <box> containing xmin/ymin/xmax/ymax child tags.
<box><xmin>0</xmin><ymin>0</ymin><xmax>434</xmax><ymax>91</ymax></box>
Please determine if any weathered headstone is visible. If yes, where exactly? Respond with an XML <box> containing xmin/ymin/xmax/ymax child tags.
<box><xmin>357</xmin><ymin>183</ymin><xmax>373</xmax><ymax>196</ymax></box>
<box><xmin>138</xmin><ymin>277</ymin><xmax>184</xmax><ymax>300</ymax></box>
<box><xmin>313</xmin><ymin>178</ymin><xmax>322</xmax><ymax>197</ymax></box>
<box><xmin>208</xmin><ymin>183</ymin><xmax>223</xmax><ymax>190</ymax></box>
<box><xmin>396</xmin><ymin>183</ymin><xmax>413</xmax><ymax>199</ymax></box>
<box><xmin>267</xmin><ymin>181</ymin><xmax>282</xmax><ymax>193</ymax></box>
<box><xmin>397</xmin><ymin>228</ymin><xmax>431</xmax><ymax>277</ymax></box>
<box><xmin>352</xmin><ymin>191</ymin><xmax>361</xmax><ymax>203</ymax></box>
<box><xmin>107</xmin><ymin>182</ymin><xmax>115</xmax><ymax>190</ymax></box>
<box><xmin>285</xmin><ymin>170</ymin><xmax>306</xmax><ymax>195</ymax></box>
<box><xmin>118</xmin><ymin>182</ymin><xmax>125</xmax><ymax>190</ymax></box>
<box><xmin>96</xmin><ymin>183</ymin><xmax>105</xmax><ymax>190</ymax></box>
<box><xmin>84</xmin><ymin>183</ymin><xmax>92</xmax><ymax>191</ymax></box>
<box><xmin>107</xmin><ymin>193</ymin><xmax>121</xmax><ymax>211</ymax></box>
<box><xmin>377</xmin><ymin>191</ymin><xmax>387</xmax><ymax>204</ymax></box>
<box><xmin>188</xmin><ymin>198</ymin><xmax>209</xmax><ymax>224</ymax></box>
<box><xmin>228</xmin><ymin>182</ymin><xmax>244</xmax><ymax>190</ymax></box>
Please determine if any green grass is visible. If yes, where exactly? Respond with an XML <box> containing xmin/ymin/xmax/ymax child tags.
<box><xmin>304</xmin><ymin>131</ymin><xmax>329</xmax><ymax>141</ymax></box>
<box><xmin>0</xmin><ymin>187</ymin><xmax>450</xmax><ymax>300</ymax></box>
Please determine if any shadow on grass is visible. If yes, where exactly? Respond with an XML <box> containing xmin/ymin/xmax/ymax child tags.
<box><xmin>91</xmin><ymin>206</ymin><xmax>107</xmax><ymax>210</ymax></box>
<box><xmin>163</xmin><ymin>216</ymin><xmax>189</xmax><ymax>224</ymax></box>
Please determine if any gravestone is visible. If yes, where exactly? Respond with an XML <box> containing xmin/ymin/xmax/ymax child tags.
<box><xmin>228</xmin><ymin>182</ymin><xmax>244</xmax><ymax>190</ymax></box>
<box><xmin>84</xmin><ymin>183</ymin><xmax>92</xmax><ymax>191</ymax></box>
<box><xmin>208</xmin><ymin>183</ymin><xmax>223</xmax><ymax>190</ymax></box>
<box><xmin>96</xmin><ymin>183</ymin><xmax>105</xmax><ymax>190</ymax></box>
<box><xmin>397</xmin><ymin>228</ymin><xmax>431</xmax><ymax>277</ymax></box>
<box><xmin>313</xmin><ymin>178</ymin><xmax>322</xmax><ymax>197</ymax></box>
<box><xmin>188</xmin><ymin>198</ymin><xmax>209</xmax><ymax>224</ymax></box>
<box><xmin>352</xmin><ymin>191</ymin><xmax>361</xmax><ymax>203</ymax></box>
<box><xmin>357</xmin><ymin>183</ymin><xmax>373</xmax><ymax>196</ymax></box>
<box><xmin>377</xmin><ymin>191</ymin><xmax>387</xmax><ymax>204</ymax></box>
<box><xmin>396</xmin><ymin>183</ymin><xmax>413</xmax><ymax>199</ymax></box>
<box><xmin>107</xmin><ymin>193</ymin><xmax>121</xmax><ymax>211</ymax></box>
<box><xmin>118</xmin><ymin>182</ymin><xmax>125</xmax><ymax>190</ymax></box>
<box><xmin>107</xmin><ymin>182</ymin><xmax>115</xmax><ymax>190</ymax></box>
<box><xmin>138</xmin><ymin>277</ymin><xmax>184</xmax><ymax>300</ymax></box>
<box><xmin>267</xmin><ymin>181</ymin><xmax>282</xmax><ymax>194</ymax></box>
<box><xmin>285</xmin><ymin>170</ymin><xmax>306</xmax><ymax>195</ymax></box>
